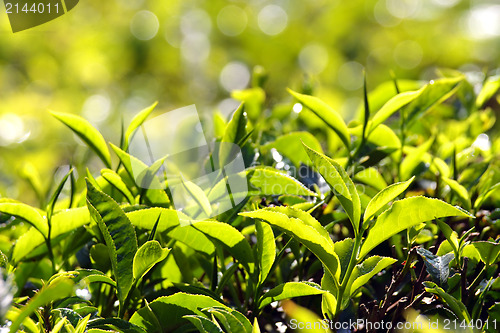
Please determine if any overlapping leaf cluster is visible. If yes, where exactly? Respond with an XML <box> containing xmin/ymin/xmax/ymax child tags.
<box><xmin>0</xmin><ymin>70</ymin><xmax>499</xmax><ymax>333</ymax></box>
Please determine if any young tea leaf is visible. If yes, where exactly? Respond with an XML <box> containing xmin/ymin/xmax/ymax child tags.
<box><xmin>360</xmin><ymin>197</ymin><xmax>473</xmax><ymax>259</ymax></box>
<box><xmin>259</xmin><ymin>282</ymin><xmax>326</xmax><ymax>309</ymax></box>
<box><xmin>364</xmin><ymin>176</ymin><xmax>414</xmax><ymax>223</ymax></box>
<box><xmin>288</xmin><ymin>89</ymin><xmax>350</xmax><ymax>149</ymax></box>
<box><xmin>51</xmin><ymin>111</ymin><xmax>112</xmax><ymax>168</ymax></box>
<box><xmin>133</xmin><ymin>240</ymin><xmax>170</xmax><ymax>280</ymax></box>
<box><xmin>124</xmin><ymin>101</ymin><xmax>158</xmax><ymax>151</ymax></box>
<box><xmin>86</xmin><ymin>180</ymin><xmax>138</xmax><ymax>314</ymax></box>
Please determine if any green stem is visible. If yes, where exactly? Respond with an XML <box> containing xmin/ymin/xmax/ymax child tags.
<box><xmin>335</xmin><ymin>234</ymin><xmax>362</xmax><ymax>316</ymax></box>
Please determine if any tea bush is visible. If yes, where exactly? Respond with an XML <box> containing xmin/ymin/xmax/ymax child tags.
<box><xmin>0</xmin><ymin>70</ymin><xmax>499</xmax><ymax>332</ymax></box>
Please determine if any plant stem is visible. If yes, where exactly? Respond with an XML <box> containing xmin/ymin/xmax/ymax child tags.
<box><xmin>335</xmin><ymin>234</ymin><xmax>362</xmax><ymax>316</ymax></box>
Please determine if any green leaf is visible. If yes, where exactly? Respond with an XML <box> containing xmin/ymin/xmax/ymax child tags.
<box><xmin>0</xmin><ymin>202</ymin><xmax>48</xmax><ymax>237</ymax></box>
<box><xmin>304</xmin><ymin>143</ymin><xmax>360</xmax><ymax>233</ymax></box>
<box><xmin>219</xmin><ymin>103</ymin><xmax>247</xmax><ymax>169</ymax></box>
<box><xmin>334</xmin><ymin>238</ymin><xmax>354</xmax><ymax>282</ymax></box>
<box><xmin>12</xmin><ymin>207</ymin><xmax>89</xmax><ymax>263</ymax></box>
<box><xmin>405</xmin><ymin>76</ymin><xmax>464</xmax><ymax>124</ymax></box>
<box><xmin>133</xmin><ymin>240</ymin><xmax>171</xmax><ymax>280</ymax></box>
<box><xmin>259</xmin><ymin>282</ymin><xmax>326</xmax><ymax>309</ymax></box>
<box><xmin>353</xmin><ymin>167</ymin><xmax>388</xmax><ymax>192</ymax></box>
<box><xmin>360</xmin><ymin>197</ymin><xmax>473</xmax><ymax>259</ymax></box>
<box><xmin>178</xmin><ymin>175</ymin><xmax>212</xmax><ymax>218</ymax></box>
<box><xmin>192</xmin><ymin>220</ymin><xmax>254</xmax><ymax>274</ymax></box>
<box><xmin>101</xmin><ymin>169</ymin><xmax>135</xmax><ymax>204</ymax></box>
<box><xmin>364</xmin><ymin>176</ymin><xmax>414</xmax><ymax>222</ymax></box>
<box><xmin>240</xmin><ymin>208</ymin><xmax>340</xmax><ymax>281</ymax></box>
<box><xmin>47</xmin><ymin>168</ymin><xmax>73</xmax><ymax>220</ymax></box>
<box><xmin>9</xmin><ymin>277</ymin><xmax>74</xmax><ymax>333</ymax></box>
<box><xmin>476</xmin><ymin>75</ymin><xmax>500</xmax><ymax>108</ymax></box>
<box><xmin>369</xmin><ymin>89</ymin><xmax>422</xmax><ymax>134</ymax></box>
<box><xmin>400</xmin><ymin>137</ymin><xmax>434</xmax><ymax>181</ymax></box>
<box><xmin>204</xmin><ymin>307</ymin><xmax>252</xmax><ymax>333</ymax></box>
<box><xmin>86</xmin><ymin>180</ymin><xmax>138</xmax><ymax>313</ymax></box>
<box><xmin>253</xmin><ymin>318</ymin><xmax>261</xmax><ymax>333</ymax></box>
<box><xmin>442</xmin><ymin>177</ymin><xmax>471</xmax><ymax>210</ymax></box>
<box><xmin>184</xmin><ymin>315</ymin><xmax>224</xmax><ymax>333</ymax></box>
<box><xmin>288</xmin><ymin>89</ymin><xmax>350</xmax><ymax>149</ymax></box>
<box><xmin>262</xmin><ymin>132</ymin><xmax>324</xmax><ymax>167</ymax></box>
<box><xmin>51</xmin><ymin>111</ymin><xmax>112</xmax><ymax>168</ymax></box>
<box><xmin>423</xmin><ymin>281</ymin><xmax>471</xmax><ymax>323</ymax></box>
<box><xmin>255</xmin><ymin>220</ymin><xmax>276</xmax><ymax>284</ymax></box>
<box><xmin>474</xmin><ymin>182</ymin><xmax>500</xmax><ymax>209</ymax></box>
<box><xmin>436</xmin><ymin>219</ymin><xmax>460</xmax><ymax>256</ymax></box>
<box><xmin>130</xmin><ymin>293</ymin><xmax>231</xmax><ymax>332</ymax></box>
<box><xmin>470</xmin><ymin>241</ymin><xmax>500</xmax><ymax>266</ymax></box>
<box><xmin>74</xmin><ymin>314</ymin><xmax>92</xmax><ymax>333</ymax></box>
<box><xmin>417</xmin><ymin>247</ymin><xmax>454</xmax><ymax>286</ymax></box>
<box><xmin>247</xmin><ymin>167</ymin><xmax>316</xmax><ymax>197</ymax></box>
<box><xmin>345</xmin><ymin>256</ymin><xmax>397</xmax><ymax>300</ymax></box>
<box><xmin>282</xmin><ymin>300</ymin><xmax>332</xmax><ymax>333</ymax></box>
<box><xmin>124</xmin><ymin>101</ymin><xmax>158</xmax><ymax>150</ymax></box>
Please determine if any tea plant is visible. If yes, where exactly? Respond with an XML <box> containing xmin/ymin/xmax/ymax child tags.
<box><xmin>0</xmin><ymin>70</ymin><xmax>499</xmax><ymax>333</ymax></box>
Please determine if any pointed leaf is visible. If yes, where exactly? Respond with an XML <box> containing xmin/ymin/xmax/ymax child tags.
<box><xmin>240</xmin><ymin>208</ymin><xmax>340</xmax><ymax>281</ymax></box>
<box><xmin>133</xmin><ymin>240</ymin><xmax>171</xmax><ymax>280</ymax></box>
<box><xmin>423</xmin><ymin>281</ymin><xmax>471</xmax><ymax>323</ymax></box>
<box><xmin>364</xmin><ymin>176</ymin><xmax>414</xmax><ymax>222</ymax></box>
<box><xmin>9</xmin><ymin>278</ymin><xmax>74</xmax><ymax>333</ymax></box>
<box><xmin>360</xmin><ymin>197</ymin><xmax>473</xmax><ymax>259</ymax></box>
<box><xmin>0</xmin><ymin>202</ymin><xmax>48</xmax><ymax>237</ymax></box>
<box><xmin>101</xmin><ymin>169</ymin><xmax>135</xmax><ymax>204</ymax></box>
<box><xmin>86</xmin><ymin>180</ymin><xmax>138</xmax><ymax>311</ymax></box>
<box><xmin>259</xmin><ymin>282</ymin><xmax>326</xmax><ymax>309</ymax></box>
<box><xmin>417</xmin><ymin>247</ymin><xmax>455</xmax><ymax>286</ymax></box>
<box><xmin>442</xmin><ymin>177</ymin><xmax>471</xmax><ymax>210</ymax></box>
<box><xmin>470</xmin><ymin>241</ymin><xmax>500</xmax><ymax>266</ymax></box>
<box><xmin>184</xmin><ymin>315</ymin><xmax>224</xmax><ymax>333</ymax></box>
<box><xmin>288</xmin><ymin>89</ymin><xmax>350</xmax><ymax>149</ymax></box>
<box><xmin>400</xmin><ymin>137</ymin><xmax>434</xmax><ymax>181</ymax></box>
<box><xmin>304</xmin><ymin>143</ymin><xmax>360</xmax><ymax>233</ymax></box>
<box><xmin>124</xmin><ymin>102</ymin><xmax>158</xmax><ymax>150</ymax></box>
<box><xmin>256</xmin><ymin>220</ymin><xmax>276</xmax><ymax>284</ymax></box>
<box><xmin>219</xmin><ymin>103</ymin><xmax>247</xmax><ymax>169</ymax></box>
<box><xmin>51</xmin><ymin>111</ymin><xmax>111</xmax><ymax>168</ymax></box>
<box><xmin>346</xmin><ymin>256</ymin><xmax>397</xmax><ymax>299</ymax></box>
<box><xmin>192</xmin><ymin>220</ymin><xmax>254</xmax><ymax>273</ymax></box>
<box><xmin>369</xmin><ymin>89</ymin><xmax>422</xmax><ymax>134</ymax></box>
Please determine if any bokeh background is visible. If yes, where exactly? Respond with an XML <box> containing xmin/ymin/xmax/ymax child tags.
<box><xmin>1</xmin><ymin>0</ymin><xmax>499</xmax><ymax>202</ymax></box>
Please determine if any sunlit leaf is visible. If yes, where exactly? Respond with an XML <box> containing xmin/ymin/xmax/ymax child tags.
<box><xmin>288</xmin><ymin>89</ymin><xmax>350</xmax><ymax>149</ymax></box>
<box><xmin>133</xmin><ymin>240</ymin><xmax>170</xmax><ymax>280</ymax></box>
<box><xmin>360</xmin><ymin>197</ymin><xmax>473</xmax><ymax>259</ymax></box>
<box><xmin>259</xmin><ymin>282</ymin><xmax>326</xmax><ymax>309</ymax></box>
<box><xmin>51</xmin><ymin>111</ymin><xmax>112</xmax><ymax>168</ymax></box>
<box><xmin>86</xmin><ymin>180</ymin><xmax>138</xmax><ymax>314</ymax></box>
<box><xmin>364</xmin><ymin>176</ymin><xmax>414</xmax><ymax>222</ymax></box>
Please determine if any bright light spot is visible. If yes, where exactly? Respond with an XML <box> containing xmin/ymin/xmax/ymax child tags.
<box><xmin>271</xmin><ymin>148</ymin><xmax>283</xmax><ymax>162</ymax></box>
<box><xmin>218</xmin><ymin>98</ymin><xmax>241</xmax><ymax>117</ymax></box>
<box><xmin>181</xmin><ymin>9</ymin><xmax>212</xmax><ymax>36</ymax></box>
<box><xmin>386</xmin><ymin>0</ymin><xmax>421</xmax><ymax>19</ymax></box>
<box><xmin>374</xmin><ymin>0</ymin><xmax>401</xmax><ymax>27</ymax></box>
<box><xmin>130</xmin><ymin>10</ymin><xmax>159</xmax><ymax>41</ymax></box>
<box><xmin>293</xmin><ymin>103</ymin><xmax>303</xmax><ymax>113</ymax></box>
<box><xmin>82</xmin><ymin>94</ymin><xmax>111</xmax><ymax>124</ymax></box>
<box><xmin>466</xmin><ymin>5</ymin><xmax>500</xmax><ymax>39</ymax></box>
<box><xmin>76</xmin><ymin>288</ymin><xmax>91</xmax><ymax>301</ymax></box>
<box><xmin>298</xmin><ymin>43</ymin><xmax>329</xmax><ymax>74</ymax></box>
<box><xmin>337</xmin><ymin>61</ymin><xmax>364</xmax><ymax>91</ymax></box>
<box><xmin>0</xmin><ymin>113</ymin><xmax>29</xmax><ymax>146</ymax></box>
<box><xmin>432</xmin><ymin>0</ymin><xmax>459</xmax><ymax>8</ymax></box>
<box><xmin>473</xmin><ymin>133</ymin><xmax>491</xmax><ymax>151</ymax></box>
<box><xmin>258</xmin><ymin>5</ymin><xmax>288</xmax><ymax>36</ymax></box>
<box><xmin>181</xmin><ymin>33</ymin><xmax>211</xmax><ymax>63</ymax></box>
<box><xmin>394</xmin><ymin>40</ymin><xmax>423</xmax><ymax>69</ymax></box>
<box><xmin>219</xmin><ymin>62</ymin><xmax>250</xmax><ymax>92</ymax></box>
<box><xmin>217</xmin><ymin>5</ymin><xmax>248</xmax><ymax>36</ymax></box>
<box><xmin>164</xmin><ymin>18</ymin><xmax>181</xmax><ymax>48</ymax></box>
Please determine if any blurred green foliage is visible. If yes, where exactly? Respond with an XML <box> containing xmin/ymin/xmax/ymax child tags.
<box><xmin>1</xmin><ymin>0</ymin><xmax>500</xmax><ymax>203</ymax></box>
